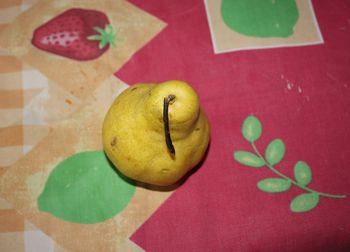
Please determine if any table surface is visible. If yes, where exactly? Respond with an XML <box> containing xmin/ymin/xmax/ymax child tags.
<box><xmin>1</xmin><ymin>0</ymin><xmax>350</xmax><ymax>251</ymax></box>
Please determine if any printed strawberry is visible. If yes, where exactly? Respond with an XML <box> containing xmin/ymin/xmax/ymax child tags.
<box><xmin>31</xmin><ymin>8</ymin><xmax>121</xmax><ymax>61</ymax></box>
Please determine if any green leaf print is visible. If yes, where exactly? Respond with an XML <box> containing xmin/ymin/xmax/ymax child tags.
<box><xmin>38</xmin><ymin>151</ymin><xmax>136</xmax><ymax>224</ymax></box>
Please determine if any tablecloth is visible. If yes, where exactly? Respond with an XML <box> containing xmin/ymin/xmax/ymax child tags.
<box><xmin>1</xmin><ymin>0</ymin><xmax>350</xmax><ymax>251</ymax></box>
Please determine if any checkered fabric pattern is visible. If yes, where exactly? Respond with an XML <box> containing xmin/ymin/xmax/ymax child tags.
<box><xmin>0</xmin><ymin>2</ymin><xmax>78</xmax><ymax>251</ymax></box>
<box><xmin>0</xmin><ymin>0</ymin><xmax>37</xmax><ymax>29</ymax></box>
<box><xmin>0</xmin><ymin>1</ymin><xmax>49</xmax><ymax>251</ymax></box>
<box><xmin>0</xmin><ymin>0</ymin><xmax>41</xmax><ymax>167</ymax></box>
<box><xmin>0</xmin><ymin>57</ymin><xmax>82</xmax><ymax>169</ymax></box>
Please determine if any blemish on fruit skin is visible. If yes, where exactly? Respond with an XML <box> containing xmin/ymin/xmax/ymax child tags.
<box><xmin>131</xmin><ymin>87</ymin><xmax>138</xmax><ymax>91</ymax></box>
<box><xmin>195</xmin><ymin>128</ymin><xmax>200</xmax><ymax>131</ymax></box>
<box><xmin>111</xmin><ymin>137</ymin><xmax>117</xmax><ymax>147</ymax></box>
<box><xmin>161</xmin><ymin>168</ymin><xmax>169</xmax><ymax>173</ymax></box>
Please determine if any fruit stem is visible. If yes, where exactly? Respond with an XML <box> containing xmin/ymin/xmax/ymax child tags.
<box><xmin>163</xmin><ymin>95</ymin><xmax>176</xmax><ymax>155</ymax></box>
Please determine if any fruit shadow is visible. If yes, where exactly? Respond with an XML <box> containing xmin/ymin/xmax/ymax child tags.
<box><xmin>103</xmin><ymin>141</ymin><xmax>211</xmax><ymax>192</ymax></box>
<box><xmin>104</xmin><ymin>153</ymin><xmax>138</xmax><ymax>187</ymax></box>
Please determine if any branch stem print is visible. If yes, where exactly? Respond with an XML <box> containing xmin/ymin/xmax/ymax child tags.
<box><xmin>234</xmin><ymin>116</ymin><xmax>346</xmax><ymax>213</ymax></box>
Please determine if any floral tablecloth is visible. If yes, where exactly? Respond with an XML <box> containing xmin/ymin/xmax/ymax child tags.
<box><xmin>1</xmin><ymin>0</ymin><xmax>349</xmax><ymax>251</ymax></box>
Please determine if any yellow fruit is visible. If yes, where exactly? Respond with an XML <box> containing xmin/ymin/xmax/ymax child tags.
<box><xmin>102</xmin><ymin>80</ymin><xmax>210</xmax><ymax>186</ymax></box>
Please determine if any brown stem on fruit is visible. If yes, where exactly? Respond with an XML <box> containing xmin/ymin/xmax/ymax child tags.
<box><xmin>163</xmin><ymin>95</ymin><xmax>176</xmax><ymax>155</ymax></box>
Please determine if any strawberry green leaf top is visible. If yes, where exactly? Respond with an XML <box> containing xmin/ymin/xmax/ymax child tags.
<box><xmin>87</xmin><ymin>25</ymin><xmax>121</xmax><ymax>49</ymax></box>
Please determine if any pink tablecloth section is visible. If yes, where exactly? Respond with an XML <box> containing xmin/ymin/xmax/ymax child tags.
<box><xmin>117</xmin><ymin>0</ymin><xmax>350</xmax><ymax>251</ymax></box>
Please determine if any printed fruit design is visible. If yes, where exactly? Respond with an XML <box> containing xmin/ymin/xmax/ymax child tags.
<box><xmin>221</xmin><ymin>0</ymin><xmax>299</xmax><ymax>38</ymax></box>
<box><xmin>32</xmin><ymin>8</ymin><xmax>120</xmax><ymax>61</ymax></box>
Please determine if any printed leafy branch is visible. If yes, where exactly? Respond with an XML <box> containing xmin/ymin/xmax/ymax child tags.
<box><xmin>234</xmin><ymin>116</ymin><xmax>346</xmax><ymax>213</ymax></box>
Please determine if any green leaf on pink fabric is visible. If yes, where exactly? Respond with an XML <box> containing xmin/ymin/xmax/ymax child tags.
<box><xmin>234</xmin><ymin>151</ymin><xmax>264</xmax><ymax>168</ymax></box>
<box><xmin>290</xmin><ymin>193</ymin><xmax>319</xmax><ymax>212</ymax></box>
<box><xmin>294</xmin><ymin>161</ymin><xmax>312</xmax><ymax>186</ymax></box>
<box><xmin>257</xmin><ymin>178</ymin><xmax>291</xmax><ymax>193</ymax></box>
<box><xmin>242</xmin><ymin>116</ymin><xmax>262</xmax><ymax>143</ymax></box>
<box><xmin>265</xmin><ymin>139</ymin><xmax>285</xmax><ymax>165</ymax></box>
